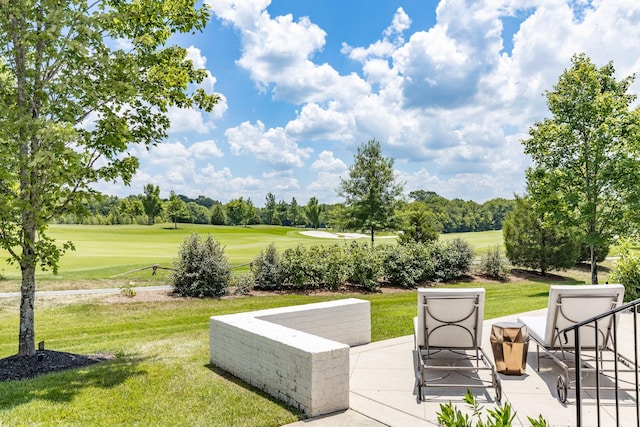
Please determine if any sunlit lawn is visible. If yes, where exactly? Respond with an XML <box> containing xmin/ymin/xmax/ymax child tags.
<box><xmin>0</xmin><ymin>224</ymin><xmax>337</xmax><ymax>289</ymax></box>
<box><xmin>0</xmin><ymin>224</ymin><xmax>621</xmax><ymax>425</ymax></box>
<box><xmin>0</xmin><ymin>224</ymin><xmax>510</xmax><ymax>290</ymax></box>
<box><xmin>0</xmin><ymin>279</ymin><xmax>557</xmax><ymax>426</ymax></box>
<box><xmin>0</xmin><ymin>255</ymin><xmax>606</xmax><ymax>426</ymax></box>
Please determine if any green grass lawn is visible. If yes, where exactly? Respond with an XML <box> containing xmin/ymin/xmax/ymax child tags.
<box><xmin>0</xmin><ymin>224</ymin><xmax>344</xmax><ymax>287</ymax></box>
<box><xmin>441</xmin><ymin>229</ymin><xmax>505</xmax><ymax>256</ymax></box>
<box><xmin>0</xmin><ymin>224</ymin><xmax>506</xmax><ymax>284</ymax></box>
<box><xmin>0</xmin><ymin>280</ymin><xmax>552</xmax><ymax>426</ymax></box>
<box><xmin>0</xmin><ymin>224</ymin><xmax>620</xmax><ymax>424</ymax></box>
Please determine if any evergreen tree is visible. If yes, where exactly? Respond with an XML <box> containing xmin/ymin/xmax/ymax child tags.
<box><xmin>503</xmin><ymin>196</ymin><xmax>579</xmax><ymax>275</ymax></box>
<box><xmin>211</xmin><ymin>204</ymin><xmax>226</xmax><ymax>225</ymax></box>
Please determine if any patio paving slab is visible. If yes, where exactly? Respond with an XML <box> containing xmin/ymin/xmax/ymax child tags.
<box><xmin>287</xmin><ymin>308</ymin><xmax>640</xmax><ymax>427</ymax></box>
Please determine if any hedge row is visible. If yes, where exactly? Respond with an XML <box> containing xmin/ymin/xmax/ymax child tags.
<box><xmin>171</xmin><ymin>235</ymin><xmax>475</xmax><ymax>296</ymax></box>
<box><xmin>251</xmin><ymin>238</ymin><xmax>474</xmax><ymax>292</ymax></box>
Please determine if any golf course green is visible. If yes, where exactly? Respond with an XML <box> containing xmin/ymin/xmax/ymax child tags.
<box><xmin>0</xmin><ymin>224</ymin><xmax>504</xmax><ymax>282</ymax></box>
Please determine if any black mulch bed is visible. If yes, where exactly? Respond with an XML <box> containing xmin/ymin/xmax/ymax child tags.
<box><xmin>0</xmin><ymin>350</ymin><xmax>114</xmax><ymax>382</ymax></box>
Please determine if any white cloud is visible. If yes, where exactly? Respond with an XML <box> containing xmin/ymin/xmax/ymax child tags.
<box><xmin>210</xmin><ymin>0</ymin><xmax>370</xmax><ymax>105</ymax></box>
<box><xmin>343</xmin><ymin>8</ymin><xmax>412</xmax><ymax>62</ymax></box>
<box><xmin>384</xmin><ymin>7</ymin><xmax>412</xmax><ymax>39</ymax></box>
<box><xmin>167</xmin><ymin>107</ymin><xmax>213</xmax><ymax>134</ymax></box>
<box><xmin>225</xmin><ymin>120</ymin><xmax>313</xmax><ymax>168</ymax></box>
<box><xmin>206</xmin><ymin>0</ymin><xmax>271</xmax><ymax>31</ymax></box>
<box><xmin>114</xmin><ymin>0</ymin><xmax>640</xmax><ymax>204</ymax></box>
<box><xmin>311</xmin><ymin>150</ymin><xmax>347</xmax><ymax>172</ymax></box>
<box><xmin>392</xmin><ymin>0</ymin><xmax>504</xmax><ymax>109</ymax></box>
<box><xmin>285</xmin><ymin>103</ymin><xmax>354</xmax><ymax>141</ymax></box>
<box><xmin>190</xmin><ymin>140</ymin><xmax>224</xmax><ymax>159</ymax></box>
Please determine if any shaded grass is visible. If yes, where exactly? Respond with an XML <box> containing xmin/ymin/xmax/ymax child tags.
<box><xmin>0</xmin><ymin>294</ymin><xmax>332</xmax><ymax>426</ymax></box>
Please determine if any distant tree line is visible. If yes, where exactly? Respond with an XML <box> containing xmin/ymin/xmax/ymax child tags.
<box><xmin>54</xmin><ymin>184</ymin><xmax>514</xmax><ymax>233</ymax></box>
<box><xmin>406</xmin><ymin>190</ymin><xmax>514</xmax><ymax>233</ymax></box>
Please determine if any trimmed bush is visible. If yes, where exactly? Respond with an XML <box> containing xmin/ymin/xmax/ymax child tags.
<box><xmin>317</xmin><ymin>245</ymin><xmax>348</xmax><ymax>291</ymax></box>
<box><xmin>432</xmin><ymin>238</ymin><xmax>474</xmax><ymax>282</ymax></box>
<box><xmin>172</xmin><ymin>233</ymin><xmax>231</xmax><ymax>297</ymax></box>
<box><xmin>252</xmin><ymin>243</ymin><xmax>281</xmax><ymax>289</ymax></box>
<box><xmin>249</xmin><ymin>237</ymin><xmax>474</xmax><ymax>292</ymax></box>
<box><xmin>383</xmin><ymin>242</ymin><xmax>433</xmax><ymax>288</ymax></box>
<box><xmin>347</xmin><ymin>242</ymin><xmax>383</xmax><ymax>291</ymax></box>
<box><xmin>231</xmin><ymin>272</ymin><xmax>255</xmax><ymax>295</ymax></box>
<box><xmin>479</xmin><ymin>245</ymin><xmax>510</xmax><ymax>281</ymax></box>
<box><xmin>279</xmin><ymin>245</ymin><xmax>308</xmax><ymax>288</ymax></box>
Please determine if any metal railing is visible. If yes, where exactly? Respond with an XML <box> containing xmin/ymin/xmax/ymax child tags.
<box><xmin>564</xmin><ymin>297</ymin><xmax>640</xmax><ymax>427</ymax></box>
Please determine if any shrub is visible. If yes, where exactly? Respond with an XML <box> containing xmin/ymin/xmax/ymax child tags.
<box><xmin>479</xmin><ymin>245</ymin><xmax>510</xmax><ymax>281</ymax></box>
<box><xmin>347</xmin><ymin>242</ymin><xmax>382</xmax><ymax>291</ymax></box>
<box><xmin>231</xmin><ymin>272</ymin><xmax>255</xmax><ymax>295</ymax></box>
<box><xmin>172</xmin><ymin>234</ymin><xmax>231</xmax><ymax>297</ymax></box>
<box><xmin>252</xmin><ymin>243</ymin><xmax>281</xmax><ymax>289</ymax></box>
<box><xmin>320</xmin><ymin>245</ymin><xmax>348</xmax><ymax>291</ymax></box>
<box><xmin>610</xmin><ymin>238</ymin><xmax>640</xmax><ymax>302</ymax></box>
<box><xmin>433</xmin><ymin>238</ymin><xmax>474</xmax><ymax>282</ymax></box>
<box><xmin>250</xmin><ymin>237</ymin><xmax>474</xmax><ymax>292</ymax></box>
<box><xmin>279</xmin><ymin>245</ymin><xmax>309</xmax><ymax>288</ymax></box>
<box><xmin>383</xmin><ymin>243</ymin><xmax>432</xmax><ymax>288</ymax></box>
<box><xmin>278</xmin><ymin>243</ymin><xmax>350</xmax><ymax>290</ymax></box>
<box><xmin>305</xmin><ymin>245</ymin><xmax>347</xmax><ymax>290</ymax></box>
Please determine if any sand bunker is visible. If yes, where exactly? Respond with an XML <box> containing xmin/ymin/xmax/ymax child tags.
<box><xmin>300</xmin><ymin>230</ymin><xmax>367</xmax><ymax>239</ymax></box>
<box><xmin>300</xmin><ymin>230</ymin><xmax>396</xmax><ymax>239</ymax></box>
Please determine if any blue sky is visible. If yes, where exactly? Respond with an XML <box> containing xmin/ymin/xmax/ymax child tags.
<box><xmin>100</xmin><ymin>0</ymin><xmax>640</xmax><ymax>206</ymax></box>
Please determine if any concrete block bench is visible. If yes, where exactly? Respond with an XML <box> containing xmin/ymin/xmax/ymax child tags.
<box><xmin>209</xmin><ymin>298</ymin><xmax>371</xmax><ymax>417</ymax></box>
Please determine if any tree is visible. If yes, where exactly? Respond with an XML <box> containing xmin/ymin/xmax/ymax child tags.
<box><xmin>305</xmin><ymin>197</ymin><xmax>322</xmax><ymax>229</ymax></box>
<box><xmin>337</xmin><ymin>139</ymin><xmax>404</xmax><ymax>244</ymax></box>
<box><xmin>165</xmin><ymin>192</ymin><xmax>190</xmax><ymax>229</ymax></box>
<box><xmin>290</xmin><ymin>197</ymin><xmax>300</xmax><ymax>226</ymax></box>
<box><xmin>482</xmin><ymin>198</ymin><xmax>515</xmax><ymax>230</ymax></box>
<box><xmin>119</xmin><ymin>196</ymin><xmax>145</xmax><ymax>223</ymax></box>
<box><xmin>275</xmin><ymin>199</ymin><xmax>290</xmax><ymax>226</ymax></box>
<box><xmin>244</xmin><ymin>198</ymin><xmax>258</xmax><ymax>226</ymax></box>
<box><xmin>210</xmin><ymin>204</ymin><xmax>226</xmax><ymax>225</ymax></box>
<box><xmin>398</xmin><ymin>203</ymin><xmax>441</xmax><ymax>245</ymax></box>
<box><xmin>503</xmin><ymin>196</ymin><xmax>580</xmax><ymax>275</ymax></box>
<box><xmin>194</xmin><ymin>195</ymin><xmax>216</xmax><ymax>208</ymax></box>
<box><xmin>523</xmin><ymin>53</ymin><xmax>640</xmax><ymax>283</ymax></box>
<box><xmin>263</xmin><ymin>192</ymin><xmax>277</xmax><ymax>225</ymax></box>
<box><xmin>188</xmin><ymin>202</ymin><xmax>211</xmax><ymax>225</ymax></box>
<box><xmin>142</xmin><ymin>184</ymin><xmax>164</xmax><ymax>225</ymax></box>
<box><xmin>0</xmin><ymin>1</ymin><xmax>218</xmax><ymax>356</ymax></box>
<box><xmin>226</xmin><ymin>198</ymin><xmax>247</xmax><ymax>226</ymax></box>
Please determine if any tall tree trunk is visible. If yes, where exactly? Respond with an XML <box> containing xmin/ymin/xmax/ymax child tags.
<box><xmin>590</xmin><ymin>246</ymin><xmax>598</xmax><ymax>284</ymax></box>
<box><xmin>18</xmin><ymin>225</ymin><xmax>37</xmax><ymax>356</ymax></box>
<box><xmin>370</xmin><ymin>228</ymin><xmax>374</xmax><ymax>247</ymax></box>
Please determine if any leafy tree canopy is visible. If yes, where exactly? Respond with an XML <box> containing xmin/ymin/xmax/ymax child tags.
<box><xmin>337</xmin><ymin>139</ymin><xmax>404</xmax><ymax>244</ymax></box>
<box><xmin>523</xmin><ymin>53</ymin><xmax>640</xmax><ymax>283</ymax></box>
<box><xmin>0</xmin><ymin>0</ymin><xmax>218</xmax><ymax>355</ymax></box>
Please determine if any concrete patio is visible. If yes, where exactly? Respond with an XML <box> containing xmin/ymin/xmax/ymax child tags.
<box><xmin>288</xmin><ymin>309</ymin><xmax>640</xmax><ymax>427</ymax></box>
